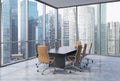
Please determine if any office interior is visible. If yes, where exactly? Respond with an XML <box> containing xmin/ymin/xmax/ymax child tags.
<box><xmin>0</xmin><ymin>0</ymin><xmax>120</xmax><ymax>81</ymax></box>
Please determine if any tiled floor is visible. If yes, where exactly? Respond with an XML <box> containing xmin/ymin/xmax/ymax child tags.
<box><xmin>0</xmin><ymin>55</ymin><xmax>120</xmax><ymax>81</ymax></box>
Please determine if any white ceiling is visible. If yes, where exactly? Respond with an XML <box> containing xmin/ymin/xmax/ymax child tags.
<box><xmin>36</xmin><ymin>0</ymin><xmax>120</xmax><ymax>8</ymax></box>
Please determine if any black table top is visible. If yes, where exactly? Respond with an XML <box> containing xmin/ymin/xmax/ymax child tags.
<box><xmin>49</xmin><ymin>46</ymin><xmax>76</xmax><ymax>55</ymax></box>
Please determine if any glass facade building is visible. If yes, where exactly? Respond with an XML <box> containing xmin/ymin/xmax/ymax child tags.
<box><xmin>1</xmin><ymin>0</ymin><xmax>120</xmax><ymax>66</ymax></box>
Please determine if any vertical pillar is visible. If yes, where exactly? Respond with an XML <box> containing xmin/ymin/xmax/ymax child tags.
<box><xmin>43</xmin><ymin>5</ymin><xmax>46</xmax><ymax>45</ymax></box>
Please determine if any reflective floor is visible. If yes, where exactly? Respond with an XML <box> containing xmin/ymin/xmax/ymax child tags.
<box><xmin>0</xmin><ymin>55</ymin><xmax>120</xmax><ymax>81</ymax></box>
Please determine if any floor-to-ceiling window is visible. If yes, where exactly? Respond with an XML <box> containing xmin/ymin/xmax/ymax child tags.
<box><xmin>1</xmin><ymin>0</ymin><xmax>120</xmax><ymax>66</ymax></box>
<box><xmin>28</xmin><ymin>0</ymin><xmax>44</xmax><ymax>57</ymax></box>
<box><xmin>45</xmin><ymin>6</ymin><xmax>57</xmax><ymax>49</ymax></box>
<box><xmin>58</xmin><ymin>7</ymin><xmax>77</xmax><ymax>46</ymax></box>
<box><xmin>101</xmin><ymin>2</ymin><xmax>120</xmax><ymax>56</ymax></box>
<box><xmin>78</xmin><ymin>5</ymin><xmax>99</xmax><ymax>54</ymax></box>
<box><xmin>1</xmin><ymin>0</ymin><xmax>19</xmax><ymax>65</ymax></box>
<box><xmin>20</xmin><ymin>0</ymin><xmax>28</xmax><ymax>60</ymax></box>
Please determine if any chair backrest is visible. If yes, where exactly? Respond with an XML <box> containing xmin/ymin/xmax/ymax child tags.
<box><xmin>82</xmin><ymin>43</ymin><xmax>87</xmax><ymax>57</ymax></box>
<box><xmin>37</xmin><ymin>45</ymin><xmax>49</xmax><ymax>64</ymax></box>
<box><xmin>89</xmin><ymin>43</ymin><xmax>92</xmax><ymax>54</ymax></box>
<box><xmin>75</xmin><ymin>45</ymin><xmax>82</xmax><ymax>62</ymax></box>
<box><xmin>36</xmin><ymin>43</ymin><xmax>40</xmax><ymax>57</ymax></box>
<box><xmin>74</xmin><ymin>41</ymin><xmax>81</xmax><ymax>49</ymax></box>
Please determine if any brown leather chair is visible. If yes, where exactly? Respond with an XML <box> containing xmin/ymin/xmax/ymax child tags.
<box><xmin>35</xmin><ymin>43</ymin><xmax>40</xmax><ymax>57</ymax></box>
<box><xmin>74</xmin><ymin>41</ymin><xmax>81</xmax><ymax>49</ymax></box>
<box><xmin>66</xmin><ymin>45</ymin><xmax>82</xmax><ymax>72</ymax></box>
<box><xmin>84</xmin><ymin>43</ymin><xmax>93</xmax><ymax>63</ymax></box>
<box><xmin>81</xmin><ymin>43</ymin><xmax>93</xmax><ymax>67</ymax></box>
<box><xmin>36</xmin><ymin>45</ymin><xmax>56</xmax><ymax>75</ymax></box>
<box><xmin>82</xmin><ymin>43</ymin><xmax>87</xmax><ymax>57</ymax></box>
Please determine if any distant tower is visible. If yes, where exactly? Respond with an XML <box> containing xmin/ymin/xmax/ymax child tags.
<box><xmin>62</xmin><ymin>8</ymin><xmax>76</xmax><ymax>46</ymax></box>
<box><xmin>107</xmin><ymin>22</ymin><xmax>120</xmax><ymax>56</ymax></box>
<box><xmin>10</xmin><ymin>0</ymin><xmax>18</xmax><ymax>54</ymax></box>
<box><xmin>100</xmin><ymin>4</ymin><xmax>107</xmax><ymax>55</ymax></box>
<box><xmin>28</xmin><ymin>1</ymin><xmax>38</xmax><ymax>57</ymax></box>
<box><xmin>78</xmin><ymin>6</ymin><xmax>95</xmax><ymax>53</ymax></box>
<box><xmin>1</xmin><ymin>0</ymin><xmax>18</xmax><ymax>64</ymax></box>
<box><xmin>20</xmin><ymin>0</ymin><xmax>27</xmax><ymax>58</ymax></box>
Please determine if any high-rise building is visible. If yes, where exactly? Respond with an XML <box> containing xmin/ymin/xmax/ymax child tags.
<box><xmin>28</xmin><ymin>1</ymin><xmax>38</xmax><ymax>57</ymax></box>
<box><xmin>38</xmin><ymin>16</ymin><xmax>43</xmax><ymax>44</ymax></box>
<box><xmin>46</xmin><ymin>13</ymin><xmax>55</xmax><ymax>49</ymax></box>
<box><xmin>100</xmin><ymin>4</ymin><xmax>107</xmax><ymax>55</ymax></box>
<box><xmin>10</xmin><ymin>0</ymin><xmax>18</xmax><ymax>54</ymax></box>
<box><xmin>20</xmin><ymin>0</ymin><xmax>27</xmax><ymax>58</ymax></box>
<box><xmin>78</xmin><ymin>6</ymin><xmax>95</xmax><ymax>53</ymax></box>
<box><xmin>1</xmin><ymin>0</ymin><xmax>18</xmax><ymax>64</ymax></box>
<box><xmin>107</xmin><ymin>22</ymin><xmax>120</xmax><ymax>56</ymax></box>
<box><xmin>62</xmin><ymin>8</ymin><xmax>76</xmax><ymax>46</ymax></box>
<box><xmin>1</xmin><ymin>0</ymin><xmax>11</xmax><ymax>64</ymax></box>
<box><xmin>58</xmin><ymin>14</ymin><xmax>62</xmax><ymax>46</ymax></box>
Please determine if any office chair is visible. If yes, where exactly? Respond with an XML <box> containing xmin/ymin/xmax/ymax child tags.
<box><xmin>81</xmin><ymin>43</ymin><xmax>89</xmax><ymax>67</ymax></box>
<box><xmin>82</xmin><ymin>43</ymin><xmax>87</xmax><ymax>57</ymax></box>
<box><xmin>84</xmin><ymin>43</ymin><xmax>93</xmax><ymax>63</ymax></box>
<box><xmin>81</xmin><ymin>43</ymin><xmax>93</xmax><ymax>68</ymax></box>
<box><xmin>74</xmin><ymin>41</ymin><xmax>81</xmax><ymax>49</ymax></box>
<box><xmin>66</xmin><ymin>41</ymin><xmax>81</xmax><ymax>58</ymax></box>
<box><xmin>36</xmin><ymin>45</ymin><xmax>56</xmax><ymax>75</ymax></box>
<box><xmin>35</xmin><ymin>43</ymin><xmax>40</xmax><ymax>57</ymax></box>
<box><xmin>66</xmin><ymin>45</ymin><xmax>82</xmax><ymax>73</ymax></box>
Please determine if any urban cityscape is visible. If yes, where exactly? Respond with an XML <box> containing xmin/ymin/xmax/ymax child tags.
<box><xmin>1</xmin><ymin>0</ymin><xmax>120</xmax><ymax>65</ymax></box>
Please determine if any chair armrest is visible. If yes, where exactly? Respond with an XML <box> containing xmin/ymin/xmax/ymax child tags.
<box><xmin>49</xmin><ymin>57</ymin><xmax>55</xmax><ymax>60</ymax></box>
<box><xmin>66</xmin><ymin>55</ymin><xmax>75</xmax><ymax>61</ymax></box>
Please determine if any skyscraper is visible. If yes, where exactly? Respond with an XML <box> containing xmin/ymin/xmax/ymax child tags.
<box><xmin>10</xmin><ymin>0</ymin><xmax>18</xmax><ymax>54</ymax></box>
<box><xmin>28</xmin><ymin>1</ymin><xmax>38</xmax><ymax>57</ymax></box>
<box><xmin>20</xmin><ymin>0</ymin><xmax>27</xmax><ymax>58</ymax></box>
<box><xmin>78</xmin><ymin>6</ymin><xmax>95</xmax><ymax>53</ymax></box>
<box><xmin>62</xmin><ymin>8</ymin><xmax>76</xmax><ymax>46</ymax></box>
<box><xmin>38</xmin><ymin>16</ymin><xmax>43</xmax><ymax>44</ymax></box>
<box><xmin>46</xmin><ymin>12</ymin><xmax>55</xmax><ymax>49</ymax></box>
<box><xmin>1</xmin><ymin>0</ymin><xmax>18</xmax><ymax>64</ymax></box>
<box><xmin>100</xmin><ymin>4</ymin><xmax>107</xmax><ymax>55</ymax></box>
<box><xmin>1</xmin><ymin>0</ymin><xmax>11</xmax><ymax>64</ymax></box>
<box><xmin>107</xmin><ymin>22</ymin><xmax>120</xmax><ymax>56</ymax></box>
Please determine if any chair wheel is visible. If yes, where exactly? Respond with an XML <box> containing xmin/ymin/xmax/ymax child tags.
<box><xmin>92</xmin><ymin>60</ymin><xmax>93</xmax><ymax>63</ymax></box>
<box><xmin>69</xmin><ymin>71</ymin><xmax>72</xmax><ymax>73</ymax></box>
<box><xmin>86</xmin><ymin>64</ymin><xmax>88</xmax><ymax>66</ymax></box>
<box><xmin>37</xmin><ymin>70</ymin><xmax>39</xmax><ymax>72</ymax></box>
<box><xmin>53</xmin><ymin>72</ymin><xmax>56</xmax><ymax>74</ymax></box>
<box><xmin>83</xmin><ymin>65</ymin><xmax>86</xmax><ymax>68</ymax></box>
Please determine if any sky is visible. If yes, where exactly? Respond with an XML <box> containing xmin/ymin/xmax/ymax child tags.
<box><xmin>107</xmin><ymin>2</ymin><xmax>120</xmax><ymax>22</ymax></box>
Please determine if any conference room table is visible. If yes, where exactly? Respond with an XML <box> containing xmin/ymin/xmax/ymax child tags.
<box><xmin>49</xmin><ymin>46</ymin><xmax>76</xmax><ymax>68</ymax></box>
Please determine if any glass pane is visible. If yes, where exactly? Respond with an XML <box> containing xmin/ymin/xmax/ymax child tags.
<box><xmin>1</xmin><ymin>0</ymin><xmax>19</xmax><ymax>65</ymax></box>
<box><xmin>28</xmin><ymin>0</ymin><xmax>43</xmax><ymax>57</ymax></box>
<box><xmin>20</xmin><ymin>0</ymin><xmax>27</xmax><ymax>59</ymax></box>
<box><xmin>0</xmin><ymin>0</ymin><xmax>29</xmax><ymax>65</ymax></box>
<box><xmin>78</xmin><ymin>5</ymin><xmax>98</xmax><ymax>54</ymax></box>
<box><xmin>58</xmin><ymin>7</ymin><xmax>76</xmax><ymax>46</ymax></box>
<box><xmin>45</xmin><ymin>6</ymin><xmax>56</xmax><ymax>49</ymax></box>
<box><xmin>101</xmin><ymin>2</ymin><xmax>120</xmax><ymax>56</ymax></box>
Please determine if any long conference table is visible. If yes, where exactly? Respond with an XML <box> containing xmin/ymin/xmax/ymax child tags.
<box><xmin>49</xmin><ymin>46</ymin><xmax>76</xmax><ymax>68</ymax></box>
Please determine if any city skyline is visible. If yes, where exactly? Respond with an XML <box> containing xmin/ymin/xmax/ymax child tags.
<box><xmin>1</xmin><ymin>0</ymin><xmax>120</xmax><ymax>65</ymax></box>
